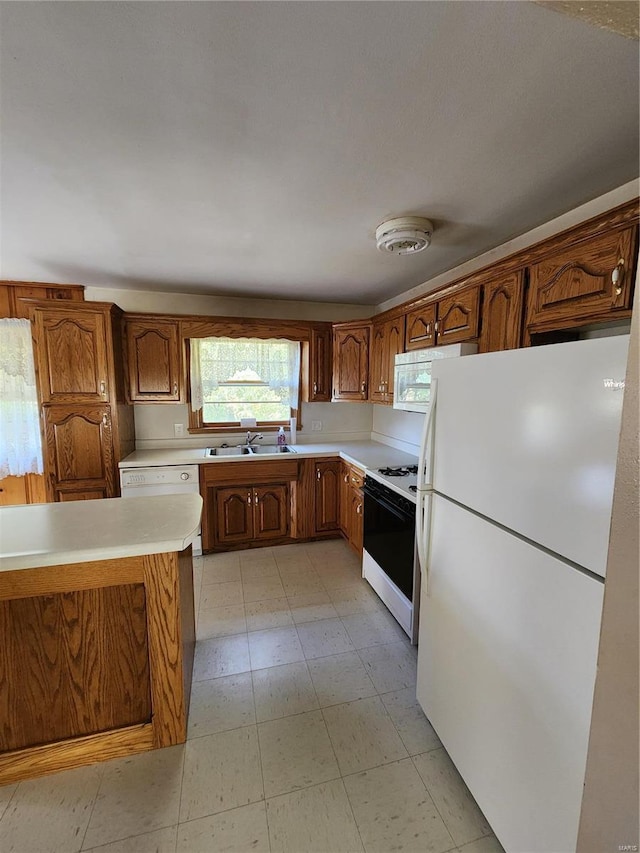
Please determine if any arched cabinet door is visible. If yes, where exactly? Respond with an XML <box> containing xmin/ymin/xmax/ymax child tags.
<box><xmin>214</xmin><ymin>488</ymin><xmax>253</xmax><ymax>545</ymax></box>
<box><xmin>526</xmin><ymin>225</ymin><xmax>637</xmax><ymax>331</ymax></box>
<box><xmin>33</xmin><ymin>306</ymin><xmax>110</xmax><ymax>403</ymax></box>
<box><xmin>332</xmin><ymin>323</ymin><xmax>370</xmax><ymax>401</ymax></box>
<box><xmin>479</xmin><ymin>272</ymin><xmax>525</xmax><ymax>353</ymax></box>
<box><xmin>125</xmin><ymin>319</ymin><xmax>181</xmax><ymax>402</ymax></box>
<box><xmin>253</xmin><ymin>485</ymin><xmax>289</xmax><ymax>540</ymax></box>
<box><xmin>43</xmin><ymin>405</ymin><xmax>116</xmax><ymax>501</ymax></box>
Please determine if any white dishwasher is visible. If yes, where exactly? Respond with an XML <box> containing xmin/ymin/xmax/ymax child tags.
<box><xmin>120</xmin><ymin>465</ymin><xmax>202</xmax><ymax>555</ymax></box>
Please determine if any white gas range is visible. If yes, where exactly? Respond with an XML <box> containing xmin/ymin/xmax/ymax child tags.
<box><xmin>361</xmin><ymin>464</ymin><xmax>420</xmax><ymax>643</ymax></box>
<box><xmin>365</xmin><ymin>464</ymin><xmax>418</xmax><ymax>502</ymax></box>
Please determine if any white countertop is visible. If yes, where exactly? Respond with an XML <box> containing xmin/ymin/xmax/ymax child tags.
<box><xmin>0</xmin><ymin>493</ymin><xmax>203</xmax><ymax>572</ymax></box>
<box><xmin>118</xmin><ymin>440</ymin><xmax>418</xmax><ymax>472</ymax></box>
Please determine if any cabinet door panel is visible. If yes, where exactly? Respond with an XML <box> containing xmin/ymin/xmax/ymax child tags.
<box><xmin>437</xmin><ymin>288</ymin><xmax>480</xmax><ymax>344</ymax></box>
<box><xmin>339</xmin><ymin>463</ymin><xmax>351</xmax><ymax>537</ymax></box>
<box><xmin>405</xmin><ymin>305</ymin><xmax>436</xmax><ymax>351</ymax></box>
<box><xmin>385</xmin><ymin>317</ymin><xmax>405</xmax><ymax>402</ymax></box>
<box><xmin>332</xmin><ymin>325</ymin><xmax>369</xmax><ymax>401</ymax></box>
<box><xmin>526</xmin><ymin>226</ymin><xmax>637</xmax><ymax>329</ymax></box>
<box><xmin>215</xmin><ymin>488</ymin><xmax>253</xmax><ymax>545</ymax></box>
<box><xmin>254</xmin><ymin>485</ymin><xmax>289</xmax><ymax>540</ymax></box>
<box><xmin>314</xmin><ymin>461</ymin><xmax>340</xmax><ymax>532</ymax></box>
<box><xmin>44</xmin><ymin>405</ymin><xmax>116</xmax><ymax>500</ymax></box>
<box><xmin>350</xmin><ymin>487</ymin><xmax>364</xmax><ymax>554</ymax></box>
<box><xmin>309</xmin><ymin>328</ymin><xmax>332</xmax><ymax>402</ymax></box>
<box><xmin>126</xmin><ymin>320</ymin><xmax>181</xmax><ymax>402</ymax></box>
<box><xmin>479</xmin><ymin>272</ymin><xmax>525</xmax><ymax>353</ymax></box>
<box><xmin>369</xmin><ymin>324</ymin><xmax>387</xmax><ymax>404</ymax></box>
<box><xmin>34</xmin><ymin>308</ymin><xmax>109</xmax><ymax>403</ymax></box>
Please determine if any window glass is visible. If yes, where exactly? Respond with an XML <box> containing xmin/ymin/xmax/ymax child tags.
<box><xmin>190</xmin><ymin>337</ymin><xmax>300</xmax><ymax>427</ymax></box>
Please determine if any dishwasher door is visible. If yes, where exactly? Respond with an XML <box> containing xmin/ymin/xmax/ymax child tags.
<box><xmin>120</xmin><ymin>466</ymin><xmax>202</xmax><ymax>554</ymax></box>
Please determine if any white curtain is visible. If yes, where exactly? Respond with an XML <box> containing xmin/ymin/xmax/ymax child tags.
<box><xmin>0</xmin><ymin>318</ymin><xmax>44</xmax><ymax>478</ymax></box>
<box><xmin>190</xmin><ymin>336</ymin><xmax>300</xmax><ymax>414</ymax></box>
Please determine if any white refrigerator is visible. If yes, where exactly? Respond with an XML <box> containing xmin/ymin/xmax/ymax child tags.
<box><xmin>415</xmin><ymin>335</ymin><xmax>630</xmax><ymax>853</ymax></box>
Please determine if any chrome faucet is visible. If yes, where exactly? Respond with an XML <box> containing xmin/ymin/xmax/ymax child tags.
<box><xmin>246</xmin><ymin>432</ymin><xmax>263</xmax><ymax>445</ymax></box>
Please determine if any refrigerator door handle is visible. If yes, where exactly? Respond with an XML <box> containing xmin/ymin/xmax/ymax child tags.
<box><xmin>416</xmin><ymin>491</ymin><xmax>432</xmax><ymax>593</ymax></box>
<box><xmin>417</xmin><ymin>378</ymin><xmax>438</xmax><ymax>489</ymax></box>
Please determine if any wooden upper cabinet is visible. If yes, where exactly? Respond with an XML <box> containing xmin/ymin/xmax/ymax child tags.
<box><xmin>369</xmin><ymin>316</ymin><xmax>405</xmax><ymax>404</ymax></box>
<box><xmin>436</xmin><ymin>287</ymin><xmax>480</xmax><ymax>345</ymax></box>
<box><xmin>332</xmin><ymin>323</ymin><xmax>370</xmax><ymax>402</ymax></box>
<box><xmin>307</xmin><ymin>327</ymin><xmax>332</xmax><ymax>402</ymax></box>
<box><xmin>525</xmin><ymin>225</ymin><xmax>638</xmax><ymax>331</ymax></box>
<box><xmin>0</xmin><ymin>282</ymin><xmax>84</xmax><ymax>320</ymax></box>
<box><xmin>126</xmin><ymin>319</ymin><xmax>182</xmax><ymax>402</ymax></box>
<box><xmin>479</xmin><ymin>271</ymin><xmax>525</xmax><ymax>353</ymax></box>
<box><xmin>43</xmin><ymin>405</ymin><xmax>115</xmax><ymax>501</ymax></box>
<box><xmin>405</xmin><ymin>304</ymin><xmax>436</xmax><ymax>351</ymax></box>
<box><xmin>32</xmin><ymin>305</ymin><xmax>111</xmax><ymax>404</ymax></box>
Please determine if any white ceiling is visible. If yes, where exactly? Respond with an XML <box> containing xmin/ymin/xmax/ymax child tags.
<box><xmin>1</xmin><ymin>1</ymin><xmax>638</xmax><ymax>306</ymax></box>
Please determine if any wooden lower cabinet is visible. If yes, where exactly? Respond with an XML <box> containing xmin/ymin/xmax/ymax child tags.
<box><xmin>339</xmin><ymin>461</ymin><xmax>364</xmax><ymax>554</ymax></box>
<box><xmin>314</xmin><ymin>460</ymin><xmax>340</xmax><ymax>532</ymax></box>
<box><xmin>0</xmin><ymin>547</ymin><xmax>195</xmax><ymax>785</ymax></box>
<box><xmin>0</xmin><ymin>474</ymin><xmax>46</xmax><ymax>506</ymax></box>
<box><xmin>212</xmin><ymin>483</ymin><xmax>289</xmax><ymax>548</ymax></box>
<box><xmin>43</xmin><ymin>405</ymin><xmax>116</xmax><ymax>501</ymax></box>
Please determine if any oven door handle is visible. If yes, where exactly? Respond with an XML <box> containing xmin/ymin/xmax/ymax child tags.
<box><xmin>363</xmin><ymin>490</ymin><xmax>415</xmax><ymax>524</ymax></box>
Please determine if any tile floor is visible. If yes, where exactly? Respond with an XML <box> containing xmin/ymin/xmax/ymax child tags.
<box><xmin>0</xmin><ymin>539</ymin><xmax>505</xmax><ymax>853</ymax></box>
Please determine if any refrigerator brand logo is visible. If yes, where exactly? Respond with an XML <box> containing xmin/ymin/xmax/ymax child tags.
<box><xmin>603</xmin><ymin>379</ymin><xmax>625</xmax><ymax>390</ymax></box>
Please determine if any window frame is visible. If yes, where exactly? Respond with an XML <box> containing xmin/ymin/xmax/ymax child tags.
<box><xmin>187</xmin><ymin>337</ymin><xmax>303</xmax><ymax>434</ymax></box>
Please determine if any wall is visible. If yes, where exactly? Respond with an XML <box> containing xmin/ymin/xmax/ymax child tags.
<box><xmin>85</xmin><ymin>286</ymin><xmax>371</xmax><ymax>322</ymax></box>
<box><xmin>371</xmin><ymin>405</ymin><xmax>424</xmax><ymax>454</ymax></box>
<box><xmin>577</xmin><ymin>284</ymin><xmax>639</xmax><ymax>851</ymax></box>
<box><xmin>133</xmin><ymin>401</ymin><xmax>374</xmax><ymax>450</ymax></box>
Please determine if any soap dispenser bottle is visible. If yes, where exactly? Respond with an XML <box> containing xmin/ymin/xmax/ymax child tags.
<box><xmin>277</xmin><ymin>426</ymin><xmax>286</xmax><ymax>447</ymax></box>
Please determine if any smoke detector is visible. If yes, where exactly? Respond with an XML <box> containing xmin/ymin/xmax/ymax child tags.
<box><xmin>375</xmin><ymin>216</ymin><xmax>434</xmax><ymax>255</ymax></box>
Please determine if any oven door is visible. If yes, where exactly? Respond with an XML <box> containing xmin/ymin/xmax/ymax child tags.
<box><xmin>362</xmin><ymin>487</ymin><xmax>416</xmax><ymax>601</ymax></box>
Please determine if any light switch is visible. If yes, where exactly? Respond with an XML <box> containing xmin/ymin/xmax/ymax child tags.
<box><xmin>311</xmin><ymin>420</ymin><xmax>322</xmax><ymax>431</ymax></box>
<box><xmin>174</xmin><ymin>423</ymin><xmax>185</xmax><ymax>437</ymax></box>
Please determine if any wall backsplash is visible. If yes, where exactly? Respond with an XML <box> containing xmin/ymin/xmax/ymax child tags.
<box><xmin>133</xmin><ymin>401</ymin><xmax>374</xmax><ymax>449</ymax></box>
<box><xmin>371</xmin><ymin>405</ymin><xmax>424</xmax><ymax>454</ymax></box>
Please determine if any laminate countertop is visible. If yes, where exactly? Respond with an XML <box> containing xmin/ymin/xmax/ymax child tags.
<box><xmin>0</xmin><ymin>493</ymin><xmax>203</xmax><ymax>572</ymax></box>
<box><xmin>118</xmin><ymin>440</ymin><xmax>418</xmax><ymax>471</ymax></box>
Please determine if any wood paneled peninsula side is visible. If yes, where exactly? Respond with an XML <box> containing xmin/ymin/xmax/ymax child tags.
<box><xmin>0</xmin><ymin>493</ymin><xmax>202</xmax><ymax>784</ymax></box>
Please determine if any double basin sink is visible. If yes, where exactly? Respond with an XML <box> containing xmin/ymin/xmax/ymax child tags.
<box><xmin>205</xmin><ymin>444</ymin><xmax>296</xmax><ymax>457</ymax></box>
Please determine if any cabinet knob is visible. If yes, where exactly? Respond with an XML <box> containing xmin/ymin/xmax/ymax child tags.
<box><xmin>254</xmin><ymin>491</ymin><xmax>259</xmax><ymax>504</ymax></box>
<box><xmin>316</xmin><ymin>469</ymin><xmax>321</xmax><ymax>480</ymax></box>
<box><xmin>102</xmin><ymin>413</ymin><xmax>108</xmax><ymax>426</ymax></box>
<box><xmin>247</xmin><ymin>492</ymin><xmax>252</xmax><ymax>505</ymax></box>
<box><xmin>173</xmin><ymin>382</ymin><xmax>178</xmax><ymax>395</ymax></box>
<box><xmin>356</xmin><ymin>503</ymin><xmax>362</xmax><ymax>515</ymax></box>
<box><xmin>361</xmin><ymin>381</ymin><xmax>366</xmax><ymax>397</ymax></box>
<box><xmin>100</xmin><ymin>380</ymin><xmax>107</xmax><ymax>396</ymax></box>
<box><xmin>344</xmin><ymin>474</ymin><xmax>349</xmax><ymax>483</ymax></box>
<box><xmin>313</xmin><ymin>381</ymin><xmax>317</xmax><ymax>395</ymax></box>
<box><xmin>612</xmin><ymin>258</ymin><xmax>625</xmax><ymax>296</ymax></box>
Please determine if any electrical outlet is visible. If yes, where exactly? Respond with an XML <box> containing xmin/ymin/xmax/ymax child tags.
<box><xmin>311</xmin><ymin>420</ymin><xmax>322</xmax><ymax>431</ymax></box>
<box><xmin>174</xmin><ymin>423</ymin><xmax>185</xmax><ymax>438</ymax></box>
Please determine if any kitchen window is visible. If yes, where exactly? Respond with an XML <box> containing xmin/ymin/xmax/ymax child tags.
<box><xmin>189</xmin><ymin>336</ymin><xmax>300</xmax><ymax>431</ymax></box>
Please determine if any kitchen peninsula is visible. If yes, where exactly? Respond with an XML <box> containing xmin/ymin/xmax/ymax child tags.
<box><xmin>0</xmin><ymin>493</ymin><xmax>202</xmax><ymax>785</ymax></box>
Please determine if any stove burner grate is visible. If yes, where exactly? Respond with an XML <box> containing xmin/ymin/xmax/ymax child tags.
<box><xmin>378</xmin><ymin>465</ymin><xmax>419</xmax><ymax>477</ymax></box>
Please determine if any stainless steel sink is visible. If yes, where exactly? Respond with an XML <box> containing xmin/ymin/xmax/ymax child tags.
<box><xmin>205</xmin><ymin>445</ymin><xmax>296</xmax><ymax>457</ymax></box>
<box><xmin>247</xmin><ymin>445</ymin><xmax>296</xmax><ymax>454</ymax></box>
